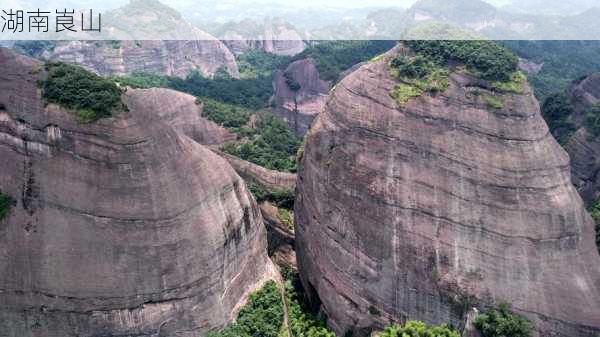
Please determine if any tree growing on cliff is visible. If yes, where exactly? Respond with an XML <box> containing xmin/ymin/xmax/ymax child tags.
<box><xmin>584</xmin><ymin>104</ymin><xmax>600</xmax><ymax>138</ymax></box>
<box><xmin>41</xmin><ymin>63</ymin><xmax>123</xmax><ymax>122</ymax></box>
<box><xmin>473</xmin><ymin>303</ymin><xmax>531</xmax><ymax>337</ymax></box>
<box><xmin>0</xmin><ymin>191</ymin><xmax>15</xmax><ymax>221</ymax></box>
<box><xmin>206</xmin><ymin>280</ymin><xmax>283</xmax><ymax>337</ymax></box>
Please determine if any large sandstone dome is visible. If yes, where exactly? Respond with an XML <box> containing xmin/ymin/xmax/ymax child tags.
<box><xmin>0</xmin><ymin>48</ymin><xmax>270</xmax><ymax>337</ymax></box>
<box><xmin>40</xmin><ymin>0</ymin><xmax>240</xmax><ymax>78</ymax></box>
<box><xmin>295</xmin><ymin>47</ymin><xmax>600</xmax><ymax>336</ymax></box>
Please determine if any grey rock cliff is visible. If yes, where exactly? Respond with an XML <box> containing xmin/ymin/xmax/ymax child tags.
<box><xmin>295</xmin><ymin>49</ymin><xmax>600</xmax><ymax>337</ymax></box>
<box><xmin>44</xmin><ymin>39</ymin><xmax>240</xmax><ymax>79</ymax></box>
<box><xmin>0</xmin><ymin>48</ymin><xmax>271</xmax><ymax>337</ymax></box>
<box><xmin>272</xmin><ymin>58</ymin><xmax>331</xmax><ymax>136</ymax></box>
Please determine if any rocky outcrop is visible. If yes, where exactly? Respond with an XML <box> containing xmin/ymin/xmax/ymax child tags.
<box><xmin>216</xmin><ymin>150</ymin><xmax>296</xmax><ymax>192</ymax></box>
<box><xmin>272</xmin><ymin>58</ymin><xmax>331</xmax><ymax>136</ymax></box>
<box><xmin>44</xmin><ymin>39</ymin><xmax>239</xmax><ymax>79</ymax></box>
<box><xmin>41</xmin><ymin>1</ymin><xmax>239</xmax><ymax>78</ymax></box>
<box><xmin>562</xmin><ymin>73</ymin><xmax>600</xmax><ymax>205</ymax></box>
<box><xmin>0</xmin><ymin>48</ymin><xmax>272</xmax><ymax>337</ymax></box>
<box><xmin>259</xmin><ymin>202</ymin><xmax>296</xmax><ymax>269</ymax></box>
<box><xmin>216</xmin><ymin>18</ymin><xmax>306</xmax><ymax>56</ymax></box>
<box><xmin>295</xmin><ymin>48</ymin><xmax>600</xmax><ymax>336</ymax></box>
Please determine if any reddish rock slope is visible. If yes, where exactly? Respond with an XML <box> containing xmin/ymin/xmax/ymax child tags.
<box><xmin>0</xmin><ymin>48</ymin><xmax>271</xmax><ymax>337</ymax></box>
<box><xmin>295</xmin><ymin>49</ymin><xmax>600</xmax><ymax>336</ymax></box>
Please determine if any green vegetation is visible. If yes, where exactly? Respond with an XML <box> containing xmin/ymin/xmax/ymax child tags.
<box><xmin>406</xmin><ymin>40</ymin><xmax>519</xmax><ymax>82</ymax></box>
<box><xmin>277</xmin><ymin>208</ymin><xmax>294</xmax><ymax>231</ymax></box>
<box><xmin>284</xmin><ymin>281</ymin><xmax>335</xmax><ymax>337</ymax></box>
<box><xmin>470</xmin><ymin>90</ymin><xmax>504</xmax><ymax>109</ymax></box>
<box><xmin>491</xmin><ymin>71</ymin><xmax>526</xmax><ymax>94</ymax></box>
<box><xmin>13</xmin><ymin>40</ymin><xmax>56</xmax><ymax>58</ymax></box>
<box><xmin>503</xmin><ymin>41</ymin><xmax>600</xmax><ymax>100</ymax></box>
<box><xmin>587</xmin><ymin>198</ymin><xmax>600</xmax><ymax>253</ymax></box>
<box><xmin>474</xmin><ymin>304</ymin><xmax>531</xmax><ymax>337</ymax></box>
<box><xmin>207</xmin><ymin>280</ymin><xmax>284</xmax><ymax>337</ymax></box>
<box><xmin>237</xmin><ymin>50</ymin><xmax>292</xmax><ymax>79</ymax></box>
<box><xmin>293</xmin><ymin>41</ymin><xmax>396</xmax><ymax>81</ymax></box>
<box><xmin>389</xmin><ymin>40</ymin><xmax>523</xmax><ymax>106</ymax></box>
<box><xmin>584</xmin><ymin>104</ymin><xmax>600</xmax><ymax>139</ymax></box>
<box><xmin>389</xmin><ymin>54</ymin><xmax>449</xmax><ymax>105</ymax></box>
<box><xmin>111</xmin><ymin>72</ymin><xmax>168</xmax><ymax>88</ymax></box>
<box><xmin>379</xmin><ymin>321</ymin><xmax>460</xmax><ymax>337</ymax></box>
<box><xmin>541</xmin><ymin>93</ymin><xmax>576</xmax><ymax>144</ymax></box>
<box><xmin>0</xmin><ymin>191</ymin><xmax>15</xmax><ymax>221</ymax></box>
<box><xmin>200</xmin><ymin>98</ymin><xmax>252</xmax><ymax>131</ymax></box>
<box><xmin>223</xmin><ymin>114</ymin><xmax>301</xmax><ymax>173</ymax></box>
<box><xmin>169</xmin><ymin>70</ymin><xmax>273</xmax><ymax>109</ymax></box>
<box><xmin>284</xmin><ymin>72</ymin><xmax>301</xmax><ymax>91</ymax></box>
<box><xmin>41</xmin><ymin>63</ymin><xmax>122</xmax><ymax>122</ymax></box>
<box><xmin>248</xmin><ymin>182</ymin><xmax>295</xmax><ymax>210</ymax></box>
<box><xmin>390</xmin><ymin>83</ymin><xmax>426</xmax><ymax>105</ymax></box>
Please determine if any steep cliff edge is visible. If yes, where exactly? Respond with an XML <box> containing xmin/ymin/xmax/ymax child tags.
<box><xmin>0</xmin><ymin>48</ymin><xmax>272</xmax><ymax>337</ymax></box>
<box><xmin>295</xmin><ymin>48</ymin><xmax>600</xmax><ymax>336</ymax></box>
<box><xmin>43</xmin><ymin>39</ymin><xmax>240</xmax><ymax>79</ymax></box>
<box><xmin>562</xmin><ymin>73</ymin><xmax>600</xmax><ymax>204</ymax></box>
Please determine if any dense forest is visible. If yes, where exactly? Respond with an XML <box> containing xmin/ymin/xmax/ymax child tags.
<box><xmin>292</xmin><ymin>40</ymin><xmax>396</xmax><ymax>81</ymax></box>
<box><xmin>503</xmin><ymin>41</ymin><xmax>600</xmax><ymax>100</ymax></box>
<box><xmin>41</xmin><ymin>63</ymin><xmax>123</xmax><ymax>122</ymax></box>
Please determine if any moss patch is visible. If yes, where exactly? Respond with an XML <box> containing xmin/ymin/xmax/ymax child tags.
<box><xmin>492</xmin><ymin>71</ymin><xmax>526</xmax><ymax>94</ymax></box>
<box><xmin>0</xmin><ymin>191</ymin><xmax>15</xmax><ymax>221</ymax></box>
<box><xmin>277</xmin><ymin>208</ymin><xmax>294</xmax><ymax>231</ymax></box>
<box><xmin>390</xmin><ymin>83</ymin><xmax>424</xmax><ymax>105</ymax></box>
<box><xmin>389</xmin><ymin>54</ymin><xmax>449</xmax><ymax>106</ymax></box>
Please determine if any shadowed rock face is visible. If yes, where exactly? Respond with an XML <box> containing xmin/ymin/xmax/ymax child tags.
<box><xmin>564</xmin><ymin>73</ymin><xmax>600</xmax><ymax>204</ymax></box>
<box><xmin>272</xmin><ymin>58</ymin><xmax>331</xmax><ymax>136</ymax></box>
<box><xmin>295</xmin><ymin>49</ymin><xmax>600</xmax><ymax>336</ymax></box>
<box><xmin>43</xmin><ymin>39</ymin><xmax>240</xmax><ymax>79</ymax></box>
<box><xmin>0</xmin><ymin>48</ymin><xmax>271</xmax><ymax>337</ymax></box>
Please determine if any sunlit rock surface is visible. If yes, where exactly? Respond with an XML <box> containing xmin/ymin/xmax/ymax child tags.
<box><xmin>295</xmin><ymin>48</ymin><xmax>600</xmax><ymax>337</ymax></box>
<box><xmin>0</xmin><ymin>48</ymin><xmax>271</xmax><ymax>337</ymax></box>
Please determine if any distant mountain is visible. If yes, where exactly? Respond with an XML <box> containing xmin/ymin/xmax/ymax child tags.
<box><xmin>208</xmin><ymin>18</ymin><xmax>306</xmax><ymax>56</ymax></box>
<box><xmin>34</xmin><ymin>0</ymin><xmax>240</xmax><ymax>78</ymax></box>
<box><xmin>503</xmin><ymin>0</ymin><xmax>600</xmax><ymax>15</ymax></box>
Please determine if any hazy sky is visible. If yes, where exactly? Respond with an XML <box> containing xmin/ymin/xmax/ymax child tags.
<box><xmin>5</xmin><ymin>0</ymin><xmax>514</xmax><ymax>11</ymax></box>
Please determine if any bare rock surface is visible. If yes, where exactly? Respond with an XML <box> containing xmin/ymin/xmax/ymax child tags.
<box><xmin>272</xmin><ymin>58</ymin><xmax>331</xmax><ymax>136</ymax></box>
<box><xmin>259</xmin><ymin>202</ymin><xmax>295</xmax><ymax>266</ymax></box>
<box><xmin>219</xmin><ymin>19</ymin><xmax>306</xmax><ymax>56</ymax></box>
<box><xmin>39</xmin><ymin>0</ymin><xmax>240</xmax><ymax>79</ymax></box>
<box><xmin>0</xmin><ymin>48</ymin><xmax>271</xmax><ymax>337</ymax></box>
<box><xmin>215</xmin><ymin>150</ymin><xmax>297</xmax><ymax>192</ymax></box>
<box><xmin>44</xmin><ymin>39</ymin><xmax>240</xmax><ymax>79</ymax></box>
<box><xmin>295</xmin><ymin>49</ymin><xmax>600</xmax><ymax>336</ymax></box>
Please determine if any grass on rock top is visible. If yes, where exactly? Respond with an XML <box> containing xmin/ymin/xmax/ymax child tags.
<box><xmin>41</xmin><ymin>63</ymin><xmax>123</xmax><ymax>123</ymax></box>
<box><xmin>389</xmin><ymin>40</ymin><xmax>525</xmax><ymax>106</ymax></box>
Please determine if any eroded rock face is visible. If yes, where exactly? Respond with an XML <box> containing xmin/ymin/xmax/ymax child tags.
<box><xmin>216</xmin><ymin>19</ymin><xmax>306</xmax><ymax>56</ymax></box>
<box><xmin>295</xmin><ymin>49</ymin><xmax>600</xmax><ymax>336</ymax></box>
<box><xmin>562</xmin><ymin>73</ymin><xmax>600</xmax><ymax>205</ymax></box>
<box><xmin>0</xmin><ymin>48</ymin><xmax>271</xmax><ymax>337</ymax></box>
<box><xmin>43</xmin><ymin>39</ymin><xmax>240</xmax><ymax>79</ymax></box>
<box><xmin>272</xmin><ymin>58</ymin><xmax>331</xmax><ymax>136</ymax></box>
